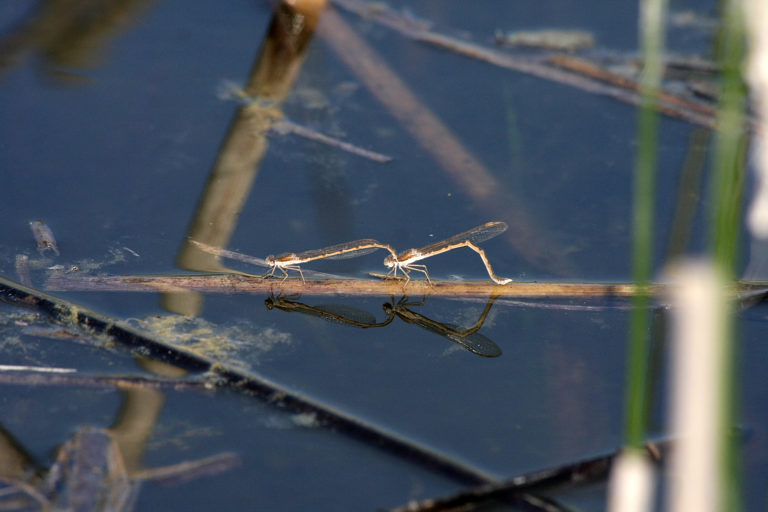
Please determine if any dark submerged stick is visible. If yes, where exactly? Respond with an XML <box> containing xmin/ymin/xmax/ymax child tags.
<box><xmin>384</xmin><ymin>440</ymin><xmax>668</xmax><ymax>512</ymax></box>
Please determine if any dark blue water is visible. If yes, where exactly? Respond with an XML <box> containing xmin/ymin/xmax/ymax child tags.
<box><xmin>4</xmin><ymin>1</ymin><xmax>764</xmax><ymax>511</ymax></box>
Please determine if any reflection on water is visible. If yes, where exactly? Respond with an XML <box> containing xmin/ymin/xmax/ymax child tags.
<box><xmin>266</xmin><ymin>292</ymin><xmax>387</xmax><ymax>327</ymax></box>
<box><xmin>0</xmin><ymin>0</ymin><xmax>155</xmax><ymax>81</ymax></box>
<box><xmin>382</xmin><ymin>295</ymin><xmax>502</xmax><ymax>358</ymax></box>
<box><xmin>266</xmin><ymin>292</ymin><xmax>503</xmax><ymax>357</ymax></box>
<box><xmin>0</xmin><ymin>385</ymin><xmax>238</xmax><ymax>512</ymax></box>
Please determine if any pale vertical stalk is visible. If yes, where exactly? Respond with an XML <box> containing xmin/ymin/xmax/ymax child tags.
<box><xmin>607</xmin><ymin>450</ymin><xmax>655</xmax><ymax>512</ymax></box>
<box><xmin>745</xmin><ymin>0</ymin><xmax>768</xmax><ymax>238</ymax></box>
<box><xmin>666</xmin><ymin>262</ymin><xmax>724</xmax><ymax>512</ymax></box>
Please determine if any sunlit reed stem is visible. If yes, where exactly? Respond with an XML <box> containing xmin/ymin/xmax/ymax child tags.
<box><xmin>710</xmin><ymin>1</ymin><xmax>748</xmax><ymax>510</ymax></box>
<box><xmin>712</xmin><ymin>3</ymin><xmax>747</xmax><ymax>273</ymax></box>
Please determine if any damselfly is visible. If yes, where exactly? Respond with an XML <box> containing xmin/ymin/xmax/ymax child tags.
<box><xmin>265</xmin><ymin>239</ymin><xmax>397</xmax><ymax>281</ymax></box>
<box><xmin>383</xmin><ymin>222</ymin><xmax>511</xmax><ymax>284</ymax></box>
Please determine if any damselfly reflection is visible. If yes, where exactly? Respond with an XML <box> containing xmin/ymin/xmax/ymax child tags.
<box><xmin>383</xmin><ymin>222</ymin><xmax>511</xmax><ymax>284</ymax></box>
<box><xmin>382</xmin><ymin>296</ymin><xmax>502</xmax><ymax>357</ymax></box>
<box><xmin>265</xmin><ymin>293</ymin><xmax>502</xmax><ymax>357</ymax></box>
<box><xmin>265</xmin><ymin>293</ymin><xmax>394</xmax><ymax>328</ymax></box>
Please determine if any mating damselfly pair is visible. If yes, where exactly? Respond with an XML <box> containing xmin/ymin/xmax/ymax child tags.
<box><xmin>193</xmin><ymin>221</ymin><xmax>511</xmax><ymax>285</ymax></box>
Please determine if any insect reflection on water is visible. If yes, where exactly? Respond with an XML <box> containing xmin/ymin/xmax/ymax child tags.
<box><xmin>382</xmin><ymin>297</ymin><xmax>502</xmax><ymax>358</ymax></box>
<box><xmin>265</xmin><ymin>293</ymin><xmax>502</xmax><ymax>358</ymax></box>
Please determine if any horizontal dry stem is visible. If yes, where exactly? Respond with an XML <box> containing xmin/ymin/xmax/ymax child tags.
<box><xmin>44</xmin><ymin>272</ymin><xmax>768</xmax><ymax>300</ymax></box>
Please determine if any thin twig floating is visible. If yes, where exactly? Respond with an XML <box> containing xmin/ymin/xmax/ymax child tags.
<box><xmin>546</xmin><ymin>54</ymin><xmax>719</xmax><ymax>120</ymax></box>
<box><xmin>271</xmin><ymin>119</ymin><xmax>393</xmax><ymax>162</ymax></box>
<box><xmin>0</xmin><ymin>364</ymin><xmax>76</xmax><ymax>373</ymax></box>
<box><xmin>0</xmin><ymin>371</ymin><xmax>212</xmax><ymax>391</ymax></box>
<box><xmin>384</xmin><ymin>222</ymin><xmax>512</xmax><ymax>284</ymax></box>
<box><xmin>131</xmin><ymin>452</ymin><xmax>240</xmax><ymax>485</ymax></box>
<box><xmin>219</xmin><ymin>81</ymin><xmax>393</xmax><ymax>162</ymax></box>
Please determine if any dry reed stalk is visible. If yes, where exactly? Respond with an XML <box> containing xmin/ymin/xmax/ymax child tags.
<box><xmin>42</xmin><ymin>271</ymin><xmax>710</xmax><ymax>298</ymax></box>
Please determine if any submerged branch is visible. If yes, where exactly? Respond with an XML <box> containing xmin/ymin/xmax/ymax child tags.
<box><xmin>385</xmin><ymin>439</ymin><xmax>668</xmax><ymax>512</ymax></box>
